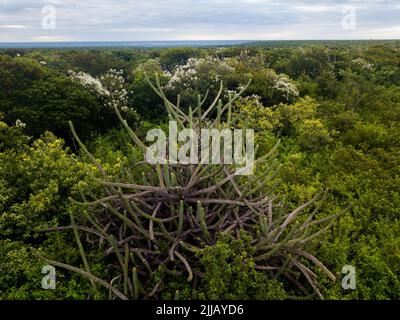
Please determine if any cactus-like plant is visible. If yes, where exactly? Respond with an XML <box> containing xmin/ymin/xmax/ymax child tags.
<box><xmin>37</xmin><ymin>75</ymin><xmax>343</xmax><ymax>300</ymax></box>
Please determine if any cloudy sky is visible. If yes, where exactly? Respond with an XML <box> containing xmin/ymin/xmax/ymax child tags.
<box><xmin>0</xmin><ymin>0</ymin><xmax>399</xmax><ymax>42</ymax></box>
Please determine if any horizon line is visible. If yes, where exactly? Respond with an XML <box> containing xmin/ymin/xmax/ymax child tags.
<box><xmin>0</xmin><ymin>39</ymin><xmax>399</xmax><ymax>49</ymax></box>
<box><xmin>1</xmin><ymin>39</ymin><xmax>400</xmax><ymax>43</ymax></box>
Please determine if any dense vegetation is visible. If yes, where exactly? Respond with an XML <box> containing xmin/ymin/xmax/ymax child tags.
<box><xmin>0</xmin><ymin>41</ymin><xmax>399</xmax><ymax>300</ymax></box>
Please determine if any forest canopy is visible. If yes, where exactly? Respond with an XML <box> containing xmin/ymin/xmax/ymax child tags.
<box><xmin>0</xmin><ymin>41</ymin><xmax>399</xmax><ymax>300</ymax></box>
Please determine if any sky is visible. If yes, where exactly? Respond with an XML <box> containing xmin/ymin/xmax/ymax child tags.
<box><xmin>0</xmin><ymin>0</ymin><xmax>399</xmax><ymax>42</ymax></box>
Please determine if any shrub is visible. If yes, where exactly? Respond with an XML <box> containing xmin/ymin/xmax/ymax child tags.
<box><xmin>37</xmin><ymin>76</ymin><xmax>340</xmax><ymax>300</ymax></box>
<box><xmin>194</xmin><ymin>233</ymin><xmax>287</xmax><ymax>300</ymax></box>
<box><xmin>0</xmin><ymin>131</ymin><xmax>91</xmax><ymax>239</ymax></box>
<box><xmin>297</xmin><ymin>119</ymin><xmax>332</xmax><ymax>151</ymax></box>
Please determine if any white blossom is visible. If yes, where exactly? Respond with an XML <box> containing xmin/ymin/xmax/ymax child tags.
<box><xmin>70</xmin><ymin>69</ymin><xmax>138</xmax><ymax>118</ymax></box>
<box><xmin>69</xmin><ymin>70</ymin><xmax>110</xmax><ymax>96</ymax></box>
<box><xmin>352</xmin><ymin>58</ymin><xmax>373</xmax><ymax>70</ymax></box>
<box><xmin>15</xmin><ymin>119</ymin><xmax>26</xmax><ymax>128</ymax></box>
<box><xmin>273</xmin><ymin>74</ymin><xmax>299</xmax><ymax>101</ymax></box>
<box><xmin>164</xmin><ymin>56</ymin><xmax>235</xmax><ymax>91</ymax></box>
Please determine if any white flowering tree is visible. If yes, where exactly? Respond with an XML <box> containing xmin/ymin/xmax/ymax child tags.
<box><xmin>237</xmin><ymin>67</ymin><xmax>300</xmax><ymax>106</ymax></box>
<box><xmin>273</xmin><ymin>73</ymin><xmax>300</xmax><ymax>101</ymax></box>
<box><xmin>162</xmin><ymin>56</ymin><xmax>240</xmax><ymax>108</ymax></box>
<box><xmin>163</xmin><ymin>55</ymin><xmax>299</xmax><ymax>108</ymax></box>
<box><xmin>69</xmin><ymin>69</ymin><xmax>138</xmax><ymax>121</ymax></box>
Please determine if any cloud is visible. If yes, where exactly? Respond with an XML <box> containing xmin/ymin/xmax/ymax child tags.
<box><xmin>31</xmin><ymin>35</ymin><xmax>73</xmax><ymax>42</ymax></box>
<box><xmin>0</xmin><ymin>0</ymin><xmax>399</xmax><ymax>41</ymax></box>
<box><xmin>293</xmin><ymin>4</ymin><xmax>335</xmax><ymax>13</ymax></box>
<box><xmin>0</xmin><ymin>24</ymin><xmax>27</xmax><ymax>29</ymax></box>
